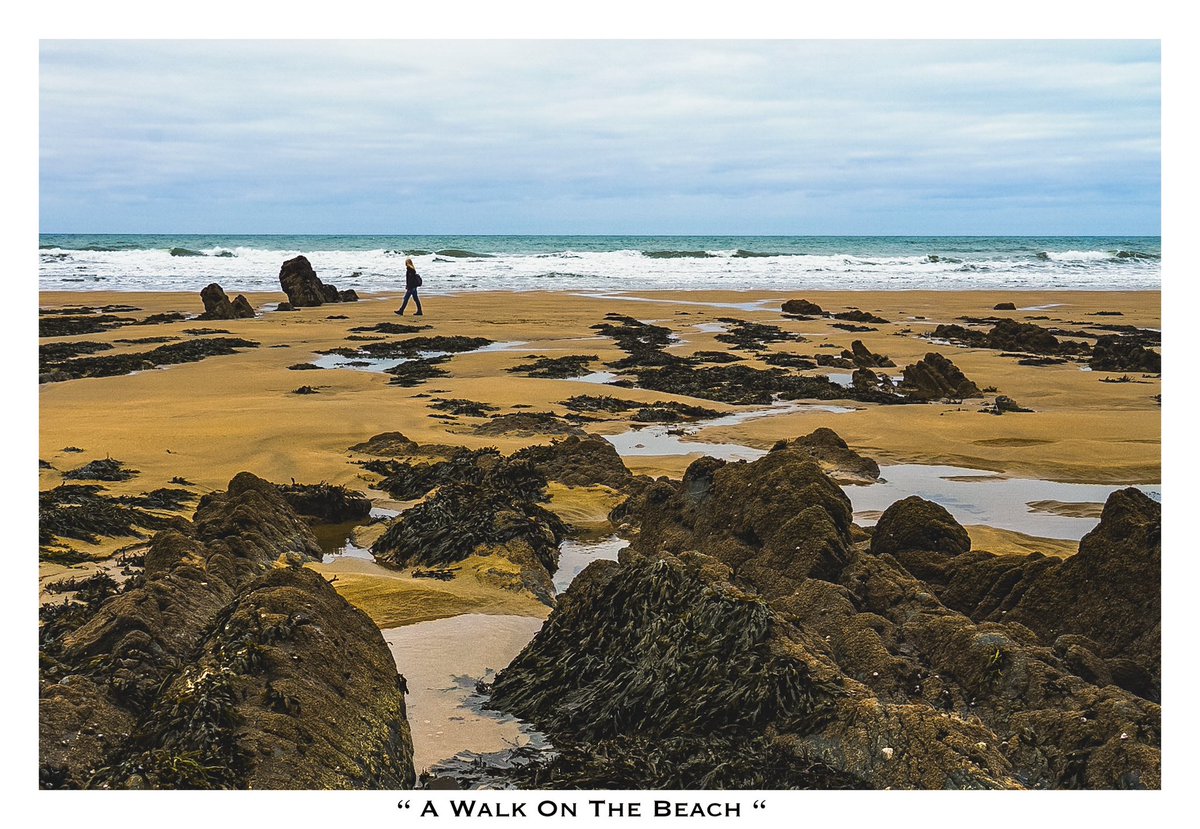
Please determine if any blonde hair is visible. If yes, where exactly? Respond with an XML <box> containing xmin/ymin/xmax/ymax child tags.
<box><xmin>405</xmin><ymin>258</ymin><xmax>415</xmax><ymax>269</ymax></box>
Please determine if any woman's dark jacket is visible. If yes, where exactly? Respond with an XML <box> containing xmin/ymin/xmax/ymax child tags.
<box><xmin>405</xmin><ymin>267</ymin><xmax>420</xmax><ymax>290</ymax></box>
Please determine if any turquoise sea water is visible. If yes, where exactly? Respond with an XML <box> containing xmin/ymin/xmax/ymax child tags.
<box><xmin>38</xmin><ymin>235</ymin><xmax>1160</xmax><ymax>292</ymax></box>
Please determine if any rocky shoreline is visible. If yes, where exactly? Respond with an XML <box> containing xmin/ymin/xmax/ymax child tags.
<box><xmin>38</xmin><ymin>286</ymin><xmax>1161</xmax><ymax>790</ymax></box>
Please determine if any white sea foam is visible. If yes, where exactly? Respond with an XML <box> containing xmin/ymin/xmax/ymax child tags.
<box><xmin>38</xmin><ymin>244</ymin><xmax>1161</xmax><ymax>293</ymax></box>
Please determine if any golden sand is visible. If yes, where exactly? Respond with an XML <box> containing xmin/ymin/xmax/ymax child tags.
<box><xmin>39</xmin><ymin>288</ymin><xmax>1159</xmax><ymax>622</ymax></box>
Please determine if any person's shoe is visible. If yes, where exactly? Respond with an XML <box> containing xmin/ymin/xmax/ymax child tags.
<box><xmin>414</xmin><ymin>311</ymin><xmax>423</xmax><ymax>316</ymax></box>
<box><xmin>394</xmin><ymin>310</ymin><xmax>404</xmax><ymax>315</ymax></box>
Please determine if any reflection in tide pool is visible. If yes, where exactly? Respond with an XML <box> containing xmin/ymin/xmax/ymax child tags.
<box><xmin>383</xmin><ymin>615</ymin><xmax>548</xmax><ymax>776</ymax></box>
<box><xmin>848</xmin><ymin>464</ymin><xmax>1161</xmax><ymax>541</ymax></box>
<box><xmin>604</xmin><ymin>401</ymin><xmax>857</xmax><ymax>461</ymax></box>
<box><xmin>554</xmin><ymin>536</ymin><xmax>629</xmax><ymax>592</ymax></box>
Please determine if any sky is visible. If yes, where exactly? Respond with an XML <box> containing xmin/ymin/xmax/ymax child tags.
<box><xmin>39</xmin><ymin>40</ymin><xmax>1161</xmax><ymax>235</ymax></box>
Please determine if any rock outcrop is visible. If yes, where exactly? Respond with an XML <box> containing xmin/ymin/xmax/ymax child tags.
<box><xmin>40</xmin><ymin>472</ymin><xmax>414</xmax><ymax>790</ymax></box>
<box><xmin>870</xmin><ymin>495</ymin><xmax>971</xmax><ymax>557</ymax></box>
<box><xmin>510</xmin><ymin>435</ymin><xmax>633</xmax><ymax>490</ymax></box>
<box><xmin>769</xmin><ymin>428</ymin><xmax>880</xmax><ymax>483</ymax></box>
<box><xmin>485</xmin><ymin>446</ymin><xmax>1160</xmax><ymax>789</ymax></box>
<box><xmin>843</xmin><ymin>339</ymin><xmax>895</xmax><ymax>368</ymax></box>
<box><xmin>198</xmin><ymin>283</ymin><xmax>255</xmax><ymax>320</ymax></box>
<box><xmin>1089</xmin><ymin>335</ymin><xmax>1161</xmax><ymax>373</ymax></box>
<box><xmin>781</xmin><ymin>299</ymin><xmax>826</xmax><ymax>317</ymax></box>
<box><xmin>900</xmin><ymin>352</ymin><xmax>982</xmax><ymax>401</ymax></box>
<box><xmin>278</xmin><ymin>256</ymin><xmax>358</xmax><ymax>308</ymax></box>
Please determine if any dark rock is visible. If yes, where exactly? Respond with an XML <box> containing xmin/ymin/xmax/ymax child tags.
<box><xmin>899</xmin><ymin>352</ymin><xmax>982</xmax><ymax>401</ymax></box>
<box><xmin>278</xmin><ymin>255</ymin><xmax>346</xmax><ymax>308</ymax></box>
<box><xmin>781</xmin><ymin>299</ymin><xmax>826</xmax><ymax>317</ymax></box>
<box><xmin>40</xmin><ymin>472</ymin><xmax>415</xmax><ymax>789</ymax></box>
<box><xmin>816</xmin><ymin>354</ymin><xmax>855</xmax><ymax>369</ymax></box>
<box><xmin>843</xmin><ymin>340</ymin><xmax>895</xmax><ymax>368</ymax></box>
<box><xmin>40</xmin><ymin>314</ymin><xmax>137</xmax><ymax>338</ymax></box>
<box><xmin>338</xmin><ymin>289</ymin><xmax>360</xmax><ymax>302</ymax></box>
<box><xmin>428</xmin><ymin>398</ymin><xmax>499</xmax><ymax>417</ymax></box>
<box><xmin>198</xmin><ymin>283</ymin><xmax>256</xmax><ymax>320</ymax></box>
<box><xmin>994</xmin><ymin>302</ymin><xmax>1017</xmax><ymax>310</ymax></box>
<box><xmin>982</xmin><ymin>395</ymin><xmax>1033</xmax><ymax>415</ymax></box>
<box><xmin>1002</xmin><ymin>488</ymin><xmax>1160</xmax><ymax>681</ymax></box>
<box><xmin>833</xmin><ymin>309</ymin><xmax>889</xmax><ymax>324</ymax></box>
<box><xmin>485</xmin><ymin>452</ymin><xmax>1160</xmax><ymax>789</ymax></box>
<box><xmin>870</xmin><ymin>495</ymin><xmax>972</xmax><ymax>557</ymax></box>
<box><xmin>769</xmin><ymin>427</ymin><xmax>880</xmax><ymax>483</ymax></box>
<box><xmin>510</xmin><ymin>435</ymin><xmax>633</xmax><ymax>489</ymax></box>
<box><xmin>1089</xmin><ymin>335</ymin><xmax>1160</xmax><ymax>373</ymax></box>
<box><xmin>276</xmin><ymin>302</ymin><xmax>294</xmax><ymax>312</ymax></box>
<box><xmin>371</xmin><ymin>459</ymin><xmax>566</xmax><ymax>603</ymax></box>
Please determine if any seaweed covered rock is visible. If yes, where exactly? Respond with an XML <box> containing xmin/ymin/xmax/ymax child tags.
<box><xmin>769</xmin><ymin>428</ymin><xmax>880</xmax><ymax>484</ymax></box>
<box><xmin>1089</xmin><ymin>335</ymin><xmax>1161</xmax><ymax>373</ymax></box>
<box><xmin>199</xmin><ymin>283</ymin><xmax>255</xmax><ymax>320</ymax></box>
<box><xmin>870</xmin><ymin>496</ymin><xmax>971</xmax><ymax>557</ymax></box>
<box><xmin>39</xmin><ymin>472</ymin><xmax>414</xmax><ymax>790</ymax></box>
<box><xmin>625</xmin><ymin>450</ymin><xmax>855</xmax><ymax>592</ymax></box>
<box><xmin>275</xmin><ymin>481</ymin><xmax>372</xmax><ymax>523</ymax></box>
<box><xmin>510</xmin><ymin>434</ymin><xmax>633</xmax><ymax>489</ymax></box>
<box><xmin>486</xmin><ymin>451</ymin><xmax>1161</xmax><ymax>789</ymax></box>
<box><xmin>844</xmin><ymin>339</ymin><xmax>895</xmax><ymax>368</ymax></box>
<box><xmin>1002</xmin><ymin>488</ymin><xmax>1161</xmax><ymax>680</ymax></box>
<box><xmin>473</xmin><ymin>412</ymin><xmax>584</xmax><ymax>437</ymax></box>
<box><xmin>278</xmin><ymin>255</ymin><xmax>354</xmax><ymax>307</ymax></box>
<box><xmin>899</xmin><ymin>352</ymin><xmax>982</xmax><ymax>401</ymax></box>
<box><xmin>371</xmin><ymin>457</ymin><xmax>567</xmax><ymax>601</ymax></box>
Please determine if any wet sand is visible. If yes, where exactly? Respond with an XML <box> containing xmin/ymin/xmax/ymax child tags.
<box><xmin>40</xmin><ymin>287</ymin><xmax>1160</xmax><ymax>619</ymax></box>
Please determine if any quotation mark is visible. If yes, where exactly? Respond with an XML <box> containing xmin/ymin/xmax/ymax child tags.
<box><xmin>752</xmin><ymin>800</ymin><xmax>767</xmax><ymax>809</ymax></box>
<box><xmin>397</xmin><ymin>801</ymin><xmax>411</xmax><ymax>810</ymax></box>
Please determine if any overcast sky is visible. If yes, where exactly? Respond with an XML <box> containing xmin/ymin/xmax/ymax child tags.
<box><xmin>39</xmin><ymin>40</ymin><xmax>1160</xmax><ymax>235</ymax></box>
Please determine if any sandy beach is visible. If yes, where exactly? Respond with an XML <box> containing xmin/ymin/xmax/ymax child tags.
<box><xmin>39</xmin><ymin>284</ymin><xmax>1159</xmax><ymax>629</ymax></box>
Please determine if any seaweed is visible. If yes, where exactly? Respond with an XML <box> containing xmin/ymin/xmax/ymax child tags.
<box><xmin>713</xmin><ymin>318</ymin><xmax>805</xmax><ymax>351</ymax></box>
<box><xmin>506</xmin><ymin>355</ymin><xmax>597</xmax><ymax>378</ymax></box>
<box><xmin>372</xmin><ymin>459</ymin><xmax>565</xmax><ymax>572</ymax></box>
<box><xmin>39</xmin><ymin>314</ymin><xmax>137</xmax><ymax>338</ymax></box>
<box><xmin>275</xmin><ymin>481</ymin><xmax>372</xmax><ymax>523</ymax></box>
<box><xmin>558</xmin><ymin>395</ymin><xmax>641</xmax><ymax>414</ymax></box>
<box><xmin>39</xmin><ymin>484</ymin><xmax>177</xmax><ymax>549</ymax></box>
<box><xmin>41</xmin><ymin>337</ymin><xmax>261</xmax><ymax>383</ymax></box>
<box><xmin>292</xmin><ymin>386</ymin><xmax>320</xmax><ymax>394</ymax></box>
<box><xmin>385</xmin><ymin>356</ymin><xmax>451</xmax><ymax>387</ymax></box>
<box><xmin>349</xmin><ymin>322</ymin><xmax>431</xmax><ymax>335</ymax></box>
<box><xmin>428</xmin><ymin>398</ymin><xmax>500</xmax><ymax>417</ymax></box>
<box><xmin>63</xmin><ymin>458</ymin><xmax>140</xmax><ymax>482</ymax></box>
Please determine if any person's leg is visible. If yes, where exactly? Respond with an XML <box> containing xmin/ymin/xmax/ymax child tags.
<box><xmin>413</xmin><ymin>289</ymin><xmax>423</xmax><ymax>315</ymax></box>
<box><xmin>398</xmin><ymin>289</ymin><xmax>411</xmax><ymax>314</ymax></box>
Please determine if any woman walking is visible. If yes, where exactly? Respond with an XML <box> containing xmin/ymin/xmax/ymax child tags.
<box><xmin>396</xmin><ymin>257</ymin><xmax>424</xmax><ymax>316</ymax></box>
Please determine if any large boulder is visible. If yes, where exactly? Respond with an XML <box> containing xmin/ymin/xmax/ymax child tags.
<box><xmin>510</xmin><ymin>434</ymin><xmax>633</xmax><ymax>489</ymax></box>
<box><xmin>781</xmin><ymin>299</ymin><xmax>826</xmax><ymax>317</ymax></box>
<box><xmin>870</xmin><ymin>495</ymin><xmax>971</xmax><ymax>557</ymax></box>
<box><xmin>900</xmin><ymin>352</ymin><xmax>981</xmax><ymax>401</ymax></box>
<box><xmin>198</xmin><ymin>283</ymin><xmax>255</xmax><ymax>320</ymax></box>
<box><xmin>769</xmin><ymin>427</ymin><xmax>880</xmax><ymax>483</ymax></box>
<box><xmin>1089</xmin><ymin>335</ymin><xmax>1160</xmax><ymax>373</ymax></box>
<box><xmin>278</xmin><ymin>256</ymin><xmax>357</xmax><ymax>307</ymax></box>
<box><xmin>39</xmin><ymin>472</ymin><xmax>415</xmax><ymax>790</ymax></box>
<box><xmin>485</xmin><ymin>451</ymin><xmax>1160</xmax><ymax>789</ymax></box>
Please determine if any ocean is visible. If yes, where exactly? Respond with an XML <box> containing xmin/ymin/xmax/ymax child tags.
<box><xmin>38</xmin><ymin>235</ymin><xmax>1161</xmax><ymax>293</ymax></box>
